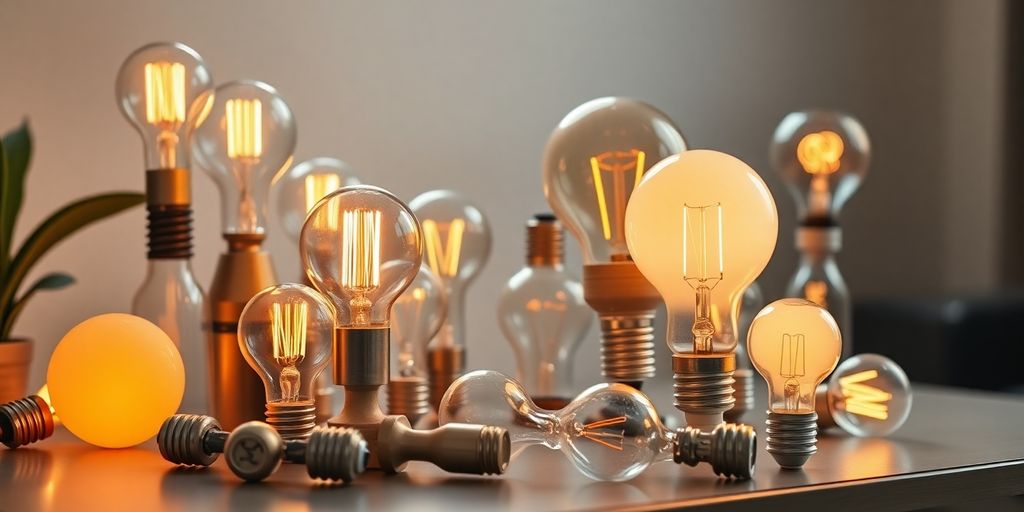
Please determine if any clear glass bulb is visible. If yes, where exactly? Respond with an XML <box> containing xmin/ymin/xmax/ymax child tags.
<box><xmin>542</xmin><ymin>97</ymin><xmax>687</xmax><ymax>264</ymax></box>
<box><xmin>625</xmin><ymin>150</ymin><xmax>778</xmax><ymax>355</ymax></box>
<box><xmin>439</xmin><ymin>370</ymin><xmax>675</xmax><ymax>482</ymax></box>
<box><xmin>748</xmin><ymin>299</ymin><xmax>841</xmax><ymax>414</ymax></box>
<box><xmin>408</xmin><ymin>190</ymin><xmax>491</xmax><ymax>350</ymax></box>
<box><xmin>824</xmin><ymin>353</ymin><xmax>911</xmax><ymax>437</ymax></box>
<box><xmin>300</xmin><ymin>185</ymin><xmax>422</xmax><ymax>327</ymax></box>
<box><xmin>238</xmin><ymin>284</ymin><xmax>333</xmax><ymax>405</ymax></box>
<box><xmin>191</xmin><ymin>80</ymin><xmax>297</xmax><ymax>234</ymax></box>
<box><xmin>736</xmin><ymin>281</ymin><xmax>765</xmax><ymax>369</ymax></box>
<box><xmin>497</xmin><ymin>215</ymin><xmax>592</xmax><ymax>408</ymax></box>
<box><xmin>770</xmin><ymin>110</ymin><xmax>870</xmax><ymax>224</ymax></box>
<box><xmin>392</xmin><ymin>265</ymin><xmax>447</xmax><ymax>378</ymax></box>
<box><xmin>787</xmin><ymin>251</ymin><xmax>851</xmax><ymax>354</ymax></box>
<box><xmin>115</xmin><ymin>42</ymin><xmax>213</xmax><ymax>170</ymax></box>
<box><xmin>274</xmin><ymin>157</ymin><xmax>362</xmax><ymax>243</ymax></box>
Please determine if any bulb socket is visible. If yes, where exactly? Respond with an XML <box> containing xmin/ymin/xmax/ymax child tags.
<box><xmin>266</xmin><ymin>401</ymin><xmax>317</xmax><ymax>440</ymax></box>
<box><xmin>673</xmin><ymin>353</ymin><xmax>736</xmax><ymax>430</ymax></box>
<box><xmin>157</xmin><ymin>414</ymin><xmax>224</xmax><ymax>467</ymax></box>
<box><xmin>304</xmin><ymin>426</ymin><xmax>369</xmax><ymax>483</ymax></box>
<box><xmin>675</xmin><ymin>422</ymin><xmax>756</xmax><ymax>479</ymax></box>
<box><xmin>765</xmin><ymin>411</ymin><xmax>818</xmax><ymax>470</ymax></box>
<box><xmin>724</xmin><ymin>369</ymin><xmax>756</xmax><ymax>423</ymax></box>
<box><xmin>0</xmin><ymin>396</ymin><xmax>54</xmax><ymax>449</ymax></box>
<box><xmin>526</xmin><ymin>213</ymin><xmax>562</xmax><ymax>266</ymax></box>
<box><xmin>334</xmin><ymin>327</ymin><xmax>390</xmax><ymax>387</ymax></box>
<box><xmin>387</xmin><ymin>375</ymin><xmax>431</xmax><ymax>426</ymax></box>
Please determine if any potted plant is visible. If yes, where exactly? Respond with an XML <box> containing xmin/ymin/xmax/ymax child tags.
<box><xmin>0</xmin><ymin>121</ymin><xmax>144</xmax><ymax>402</ymax></box>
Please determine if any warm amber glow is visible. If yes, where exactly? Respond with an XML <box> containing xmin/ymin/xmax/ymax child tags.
<box><xmin>797</xmin><ymin>130</ymin><xmax>844</xmax><ymax>175</ymax></box>
<box><xmin>682</xmin><ymin>203</ymin><xmax>724</xmax><ymax>289</ymax></box>
<box><xmin>579</xmin><ymin>415</ymin><xmax>626</xmax><ymax>451</ymax></box>
<box><xmin>304</xmin><ymin>174</ymin><xmax>342</xmax><ymax>213</ymax></box>
<box><xmin>805</xmin><ymin>280</ymin><xmax>829</xmax><ymax>308</ymax></box>
<box><xmin>35</xmin><ymin>384</ymin><xmax>60</xmax><ymax>426</ymax></box>
<box><xmin>341</xmin><ymin>208</ymin><xmax>382</xmax><ymax>291</ymax></box>
<box><xmin>226</xmin><ymin>98</ymin><xmax>263</xmax><ymax>160</ymax></box>
<box><xmin>589</xmin><ymin>150</ymin><xmax>647</xmax><ymax>241</ymax></box>
<box><xmin>423</xmin><ymin>218</ymin><xmax>465</xmax><ymax>277</ymax></box>
<box><xmin>271</xmin><ymin>302</ymin><xmax>308</xmax><ymax>365</ymax></box>
<box><xmin>144</xmin><ymin>62</ymin><xmax>186</xmax><ymax>126</ymax></box>
<box><xmin>839</xmin><ymin>370</ymin><xmax>892</xmax><ymax>420</ymax></box>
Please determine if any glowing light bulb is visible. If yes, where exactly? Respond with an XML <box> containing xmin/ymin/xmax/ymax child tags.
<box><xmin>543</xmin><ymin>97</ymin><xmax>687</xmax><ymax>386</ymax></box>
<box><xmin>625</xmin><ymin>149</ymin><xmax>778</xmax><ymax>429</ymax></box>
<box><xmin>388</xmin><ymin>264</ymin><xmax>447</xmax><ymax>425</ymax></box>
<box><xmin>238</xmin><ymin>284</ymin><xmax>333</xmax><ymax>439</ymax></box>
<box><xmin>727</xmin><ymin>282</ymin><xmax>766</xmax><ymax>423</ymax></box>
<box><xmin>46</xmin><ymin>313</ymin><xmax>185</xmax><ymax>448</ymax></box>
<box><xmin>274</xmin><ymin>157</ymin><xmax>362</xmax><ymax>244</ymax></box>
<box><xmin>439</xmin><ymin>370</ymin><xmax>754</xmax><ymax>481</ymax></box>
<box><xmin>191</xmin><ymin>80</ymin><xmax>297</xmax><ymax>235</ymax></box>
<box><xmin>748</xmin><ymin>299</ymin><xmax>841</xmax><ymax>469</ymax></box>
<box><xmin>817</xmin><ymin>353</ymin><xmax>911</xmax><ymax>437</ymax></box>
<box><xmin>408</xmin><ymin>190</ymin><xmax>491</xmax><ymax>407</ymax></box>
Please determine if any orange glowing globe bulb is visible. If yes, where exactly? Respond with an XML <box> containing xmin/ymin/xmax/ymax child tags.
<box><xmin>47</xmin><ymin>313</ymin><xmax>185</xmax><ymax>448</ymax></box>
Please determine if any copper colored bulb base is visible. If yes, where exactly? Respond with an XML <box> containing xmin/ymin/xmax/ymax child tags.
<box><xmin>583</xmin><ymin>262</ymin><xmax>661</xmax><ymax>385</ymax></box>
<box><xmin>144</xmin><ymin>168</ymin><xmax>193</xmax><ymax>259</ymax></box>
<box><xmin>765</xmin><ymin>411</ymin><xmax>818</xmax><ymax>469</ymax></box>
<box><xmin>813</xmin><ymin>384</ymin><xmax>838</xmax><ymax>429</ymax></box>
<box><xmin>724</xmin><ymin>369</ymin><xmax>756</xmax><ymax>423</ymax></box>
<box><xmin>675</xmin><ymin>422</ymin><xmax>756</xmax><ymax>479</ymax></box>
<box><xmin>376</xmin><ymin>416</ymin><xmax>510</xmax><ymax>475</ymax></box>
<box><xmin>387</xmin><ymin>375</ymin><xmax>431</xmax><ymax>426</ymax></box>
<box><xmin>428</xmin><ymin>345</ymin><xmax>465</xmax><ymax>410</ymax></box>
<box><xmin>0</xmin><ymin>396</ymin><xmax>54</xmax><ymax>449</ymax></box>
<box><xmin>673</xmin><ymin>353</ymin><xmax>736</xmax><ymax>431</ymax></box>
<box><xmin>266</xmin><ymin>401</ymin><xmax>317</xmax><ymax>440</ymax></box>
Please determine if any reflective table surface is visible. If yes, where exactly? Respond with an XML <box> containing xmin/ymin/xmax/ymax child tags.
<box><xmin>2</xmin><ymin>385</ymin><xmax>1023</xmax><ymax>511</ymax></box>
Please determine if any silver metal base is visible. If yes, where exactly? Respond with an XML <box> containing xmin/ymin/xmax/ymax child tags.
<box><xmin>600</xmin><ymin>315</ymin><xmax>656</xmax><ymax>383</ymax></box>
<box><xmin>766</xmin><ymin>411</ymin><xmax>818</xmax><ymax>469</ymax></box>
<box><xmin>724</xmin><ymin>369</ymin><xmax>755</xmax><ymax>423</ymax></box>
<box><xmin>156</xmin><ymin>414</ymin><xmax>224</xmax><ymax>467</ymax></box>
<box><xmin>266</xmin><ymin>401</ymin><xmax>317</xmax><ymax>440</ymax></box>
<box><xmin>673</xmin><ymin>354</ymin><xmax>736</xmax><ymax>431</ymax></box>
<box><xmin>305</xmin><ymin>426</ymin><xmax>369</xmax><ymax>483</ymax></box>
<box><xmin>675</xmin><ymin>422</ymin><xmax>756</xmax><ymax>479</ymax></box>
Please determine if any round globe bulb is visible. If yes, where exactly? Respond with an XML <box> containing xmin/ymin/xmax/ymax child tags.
<box><xmin>825</xmin><ymin>353</ymin><xmax>912</xmax><ymax>437</ymax></box>
<box><xmin>47</xmin><ymin>313</ymin><xmax>185</xmax><ymax>448</ymax></box>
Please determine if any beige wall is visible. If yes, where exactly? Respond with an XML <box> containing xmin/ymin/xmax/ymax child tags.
<box><xmin>0</xmin><ymin>0</ymin><xmax>1004</xmax><ymax>391</ymax></box>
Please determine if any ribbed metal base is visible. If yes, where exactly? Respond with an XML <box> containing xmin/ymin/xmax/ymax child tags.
<box><xmin>766</xmin><ymin>412</ymin><xmax>818</xmax><ymax>469</ymax></box>
<box><xmin>305</xmin><ymin>426</ymin><xmax>369</xmax><ymax>483</ymax></box>
<box><xmin>0</xmin><ymin>396</ymin><xmax>54</xmax><ymax>449</ymax></box>
<box><xmin>266</xmin><ymin>401</ymin><xmax>317</xmax><ymax>440</ymax></box>
<box><xmin>600</xmin><ymin>315</ymin><xmax>656</xmax><ymax>383</ymax></box>
<box><xmin>387</xmin><ymin>376</ymin><xmax>431</xmax><ymax>426</ymax></box>
<box><xmin>675</xmin><ymin>422</ymin><xmax>756</xmax><ymax>479</ymax></box>
<box><xmin>673</xmin><ymin>354</ymin><xmax>736</xmax><ymax>430</ymax></box>
<box><xmin>478</xmin><ymin>425</ymin><xmax>511</xmax><ymax>475</ymax></box>
<box><xmin>157</xmin><ymin>414</ymin><xmax>223</xmax><ymax>466</ymax></box>
<box><xmin>724</xmin><ymin>369</ymin><xmax>755</xmax><ymax>423</ymax></box>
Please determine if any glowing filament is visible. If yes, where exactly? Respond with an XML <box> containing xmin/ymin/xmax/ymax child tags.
<box><xmin>144</xmin><ymin>62</ymin><xmax>186</xmax><ymax>126</ymax></box>
<box><xmin>271</xmin><ymin>302</ymin><xmax>308</xmax><ymax>402</ymax></box>
<box><xmin>305</xmin><ymin>175</ymin><xmax>342</xmax><ymax>213</ymax></box>
<box><xmin>780</xmin><ymin>333</ymin><xmax>806</xmax><ymax>411</ymax></box>
<box><xmin>226</xmin><ymin>98</ymin><xmax>263</xmax><ymax>160</ymax></box>
<box><xmin>589</xmin><ymin>150</ymin><xmax>647</xmax><ymax>242</ymax></box>
<box><xmin>682</xmin><ymin>203</ymin><xmax>724</xmax><ymax>289</ymax></box>
<box><xmin>797</xmin><ymin>130</ymin><xmax>844</xmax><ymax>175</ymax></box>
<box><xmin>341</xmin><ymin>208</ymin><xmax>382</xmax><ymax>291</ymax></box>
<box><xmin>839</xmin><ymin>370</ymin><xmax>892</xmax><ymax>420</ymax></box>
<box><xmin>423</xmin><ymin>218</ymin><xmax>465</xmax><ymax>277</ymax></box>
<box><xmin>579</xmin><ymin>416</ymin><xmax>626</xmax><ymax>451</ymax></box>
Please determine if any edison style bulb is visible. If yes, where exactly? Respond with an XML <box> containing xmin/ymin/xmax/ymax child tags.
<box><xmin>238</xmin><ymin>284</ymin><xmax>333</xmax><ymax>439</ymax></box>
<box><xmin>192</xmin><ymin>80</ymin><xmax>297</xmax><ymax>235</ymax></box>
<box><xmin>388</xmin><ymin>264</ymin><xmax>447</xmax><ymax>424</ymax></box>
<box><xmin>117</xmin><ymin>42</ymin><xmax>211</xmax><ymax>413</ymax></box>
<box><xmin>727</xmin><ymin>281</ymin><xmax>766</xmax><ymax>423</ymax></box>
<box><xmin>275</xmin><ymin>157</ymin><xmax>362</xmax><ymax>243</ymax></box>
<box><xmin>748</xmin><ymin>299</ymin><xmax>841</xmax><ymax>469</ymax></box>
<box><xmin>818</xmin><ymin>353</ymin><xmax>912</xmax><ymax>437</ymax></box>
<box><xmin>439</xmin><ymin>371</ymin><xmax>754</xmax><ymax>481</ymax></box>
<box><xmin>497</xmin><ymin>214</ymin><xmax>591</xmax><ymax>409</ymax></box>
<box><xmin>543</xmin><ymin>97</ymin><xmax>687</xmax><ymax>386</ymax></box>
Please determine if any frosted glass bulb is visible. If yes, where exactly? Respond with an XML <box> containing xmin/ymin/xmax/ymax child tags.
<box><xmin>820</xmin><ymin>353</ymin><xmax>912</xmax><ymax>437</ymax></box>
<box><xmin>274</xmin><ymin>157</ymin><xmax>362</xmax><ymax>243</ymax></box>
<box><xmin>191</xmin><ymin>80</ymin><xmax>297</xmax><ymax>234</ymax></box>
<box><xmin>439</xmin><ymin>371</ymin><xmax>755</xmax><ymax>482</ymax></box>
<box><xmin>771</xmin><ymin>110</ymin><xmax>870</xmax><ymax>224</ymax></box>
<box><xmin>392</xmin><ymin>265</ymin><xmax>447</xmax><ymax>378</ymax></box>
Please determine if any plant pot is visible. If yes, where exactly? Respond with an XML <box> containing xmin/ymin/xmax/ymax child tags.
<box><xmin>0</xmin><ymin>338</ymin><xmax>31</xmax><ymax>403</ymax></box>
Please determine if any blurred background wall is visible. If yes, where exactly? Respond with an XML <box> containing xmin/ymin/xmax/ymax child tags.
<box><xmin>0</xmin><ymin>0</ymin><xmax>1008</xmax><ymax>390</ymax></box>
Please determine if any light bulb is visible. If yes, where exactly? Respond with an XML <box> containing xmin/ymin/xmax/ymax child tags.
<box><xmin>625</xmin><ymin>149</ymin><xmax>778</xmax><ymax>429</ymax></box>
<box><xmin>408</xmin><ymin>190</ymin><xmax>491</xmax><ymax>408</ymax></box>
<box><xmin>439</xmin><ymin>370</ymin><xmax>754</xmax><ymax>481</ymax></box>
<box><xmin>543</xmin><ymin>97</ymin><xmax>687</xmax><ymax>386</ymax></box>
<box><xmin>816</xmin><ymin>353</ymin><xmax>912</xmax><ymax>437</ymax></box>
<box><xmin>191</xmin><ymin>80</ymin><xmax>297</xmax><ymax>235</ymax></box>
<box><xmin>748</xmin><ymin>299</ymin><xmax>841</xmax><ymax>469</ymax></box>
<box><xmin>497</xmin><ymin>214</ymin><xmax>591</xmax><ymax>409</ymax></box>
<box><xmin>726</xmin><ymin>282</ymin><xmax>766</xmax><ymax>423</ymax></box>
<box><xmin>388</xmin><ymin>264</ymin><xmax>447</xmax><ymax>425</ymax></box>
<box><xmin>274</xmin><ymin>157</ymin><xmax>362</xmax><ymax>243</ymax></box>
<box><xmin>116</xmin><ymin>42</ymin><xmax>212</xmax><ymax>170</ymax></box>
<box><xmin>238</xmin><ymin>284</ymin><xmax>334</xmax><ymax>439</ymax></box>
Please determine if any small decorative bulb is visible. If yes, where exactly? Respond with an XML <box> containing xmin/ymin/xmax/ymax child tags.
<box><xmin>275</xmin><ymin>157</ymin><xmax>362</xmax><ymax>244</ymax></box>
<box><xmin>439</xmin><ymin>370</ymin><xmax>755</xmax><ymax>481</ymax></box>
<box><xmin>748</xmin><ymin>299</ymin><xmax>841</xmax><ymax>469</ymax></box>
<box><xmin>816</xmin><ymin>353</ymin><xmax>912</xmax><ymax>437</ymax></box>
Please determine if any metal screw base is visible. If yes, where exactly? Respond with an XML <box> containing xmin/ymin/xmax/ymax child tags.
<box><xmin>387</xmin><ymin>376</ymin><xmax>431</xmax><ymax>426</ymax></box>
<box><xmin>266</xmin><ymin>401</ymin><xmax>317</xmax><ymax>440</ymax></box>
<box><xmin>304</xmin><ymin>426</ymin><xmax>369</xmax><ymax>483</ymax></box>
<box><xmin>376</xmin><ymin>416</ymin><xmax>511</xmax><ymax>475</ymax></box>
<box><xmin>724</xmin><ymin>369</ymin><xmax>755</xmax><ymax>423</ymax></box>
<box><xmin>157</xmin><ymin>414</ymin><xmax>224</xmax><ymax>466</ymax></box>
<box><xmin>675</xmin><ymin>422</ymin><xmax>756</xmax><ymax>479</ymax></box>
<box><xmin>673</xmin><ymin>353</ymin><xmax>736</xmax><ymax>430</ymax></box>
<box><xmin>0</xmin><ymin>396</ymin><xmax>54</xmax><ymax>449</ymax></box>
<box><xmin>766</xmin><ymin>412</ymin><xmax>818</xmax><ymax>469</ymax></box>
<box><xmin>600</xmin><ymin>315</ymin><xmax>656</xmax><ymax>383</ymax></box>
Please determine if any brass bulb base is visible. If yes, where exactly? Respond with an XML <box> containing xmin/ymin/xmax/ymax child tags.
<box><xmin>0</xmin><ymin>396</ymin><xmax>54</xmax><ymax>449</ymax></box>
<box><xmin>526</xmin><ymin>214</ymin><xmax>562</xmax><ymax>266</ymax></box>
<box><xmin>376</xmin><ymin>416</ymin><xmax>510</xmax><ymax>475</ymax></box>
<box><xmin>266</xmin><ymin>401</ymin><xmax>317</xmax><ymax>440</ymax></box>
<box><xmin>675</xmin><ymin>422</ymin><xmax>756</xmax><ymax>479</ymax></box>
<box><xmin>583</xmin><ymin>262</ymin><xmax>661</xmax><ymax>384</ymax></box>
<box><xmin>765</xmin><ymin>411</ymin><xmax>818</xmax><ymax>470</ymax></box>
<box><xmin>145</xmin><ymin>168</ymin><xmax>192</xmax><ymax>259</ymax></box>
<box><xmin>724</xmin><ymin>369</ymin><xmax>756</xmax><ymax>423</ymax></box>
<box><xmin>672</xmin><ymin>353</ymin><xmax>736</xmax><ymax>431</ymax></box>
<box><xmin>428</xmin><ymin>345</ymin><xmax>466</xmax><ymax>409</ymax></box>
<box><xmin>387</xmin><ymin>375</ymin><xmax>431</xmax><ymax>426</ymax></box>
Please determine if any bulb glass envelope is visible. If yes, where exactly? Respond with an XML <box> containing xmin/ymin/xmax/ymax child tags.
<box><xmin>392</xmin><ymin>264</ymin><xmax>447</xmax><ymax>377</ymax></box>
<box><xmin>301</xmin><ymin>185</ymin><xmax>422</xmax><ymax>328</ymax></box>
<box><xmin>625</xmin><ymin>150</ymin><xmax>778</xmax><ymax>354</ymax></box>
<box><xmin>543</xmin><ymin>97</ymin><xmax>687</xmax><ymax>264</ymax></box>
<box><xmin>191</xmin><ymin>80</ymin><xmax>297</xmax><ymax>234</ymax></box>
<box><xmin>275</xmin><ymin>157</ymin><xmax>362</xmax><ymax>243</ymax></box>
<box><xmin>827</xmin><ymin>353</ymin><xmax>912</xmax><ymax>436</ymax></box>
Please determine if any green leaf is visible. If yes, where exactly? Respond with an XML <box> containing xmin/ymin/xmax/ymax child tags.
<box><xmin>0</xmin><ymin>120</ymin><xmax>32</xmax><ymax>277</ymax></box>
<box><xmin>0</xmin><ymin>272</ymin><xmax>74</xmax><ymax>339</ymax></box>
<box><xmin>0</xmin><ymin>192</ymin><xmax>144</xmax><ymax>338</ymax></box>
